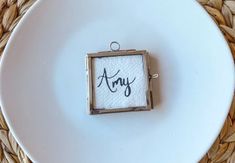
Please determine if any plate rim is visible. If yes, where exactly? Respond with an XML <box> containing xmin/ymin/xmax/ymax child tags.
<box><xmin>0</xmin><ymin>0</ymin><xmax>42</xmax><ymax>162</ymax></box>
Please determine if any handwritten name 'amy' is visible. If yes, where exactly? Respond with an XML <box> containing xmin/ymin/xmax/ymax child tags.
<box><xmin>97</xmin><ymin>68</ymin><xmax>136</xmax><ymax>97</ymax></box>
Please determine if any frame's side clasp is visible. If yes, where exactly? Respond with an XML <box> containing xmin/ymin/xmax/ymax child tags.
<box><xmin>149</xmin><ymin>73</ymin><xmax>159</xmax><ymax>80</ymax></box>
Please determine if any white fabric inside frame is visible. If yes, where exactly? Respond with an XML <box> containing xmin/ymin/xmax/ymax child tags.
<box><xmin>92</xmin><ymin>55</ymin><xmax>148</xmax><ymax>110</ymax></box>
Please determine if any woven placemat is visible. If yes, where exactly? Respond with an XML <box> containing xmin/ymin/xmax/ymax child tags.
<box><xmin>0</xmin><ymin>0</ymin><xmax>234</xmax><ymax>162</ymax></box>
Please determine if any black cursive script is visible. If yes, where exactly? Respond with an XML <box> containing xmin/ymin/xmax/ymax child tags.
<box><xmin>97</xmin><ymin>68</ymin><xmax>136</xmax><ymax>97</ymax></box>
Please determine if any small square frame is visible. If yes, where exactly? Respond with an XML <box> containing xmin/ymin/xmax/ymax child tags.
<box><xmin>86</xmin><ymin>49</ymin><xmax>153</xmax><ymax>115</ymax></box>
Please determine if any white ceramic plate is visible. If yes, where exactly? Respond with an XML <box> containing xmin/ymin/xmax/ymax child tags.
<box><xmin>0</xmin><ymin>0</ymin><xmax>234</xmax><ymax>162</ymax></box>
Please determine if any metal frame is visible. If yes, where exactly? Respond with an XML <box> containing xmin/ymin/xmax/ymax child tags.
<box><xmin>86</xmin><ymin>49</ymin><xmax>153</xmax><ymax>115</ymax></box>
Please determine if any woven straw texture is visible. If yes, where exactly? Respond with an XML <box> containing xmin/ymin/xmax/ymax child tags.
<box><xmin>0</xmin><ymin>0</ymin><xmax>233</xmax><ymax>162</ymax></box>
